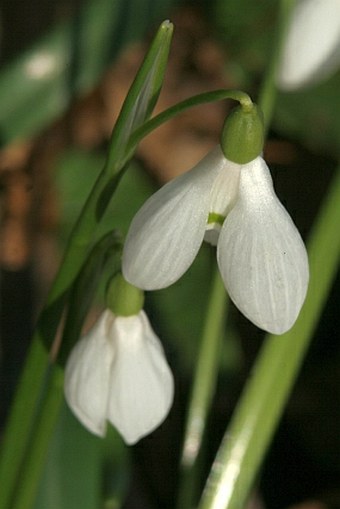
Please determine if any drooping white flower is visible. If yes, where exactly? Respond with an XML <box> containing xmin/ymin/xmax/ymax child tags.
<box><xmin>277</xmin><ymin>0</ymin><xmax>340</xmax><ymax>90</ymax></box>
<box><xmin>64</xmin><ymin>309</ymin><xmax>174</xmax><ymax>445</ymax></box>
<box><xmin>122</xmin><ymin>146</ymin><xmax>309</xmax><ymax>334</ymax></box>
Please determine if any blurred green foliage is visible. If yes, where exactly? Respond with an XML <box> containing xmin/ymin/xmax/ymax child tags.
<box><xmin>0</xmin><ymin>0</ymin><xmax>177</xmax><ymax>145</ymax></box>
<box><xmin>212</xmin><ymin>0</ymin><xmax>340</xmax><ymax>156</ymax></box>
<box><xmin>34</xmin><ymin>402</ymin><xmax>129</xmax><ymax>509</ymax></box>
<box><xmin>276</xmin><ymin>75</ymin><xmax>340</xmax><ymax>157</ymax></box>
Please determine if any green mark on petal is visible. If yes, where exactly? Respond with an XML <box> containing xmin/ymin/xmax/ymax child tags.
<box><xmin>208</xmin><ymin>212</ymin><xmax>225</xmax><ymax>226</ymax></box>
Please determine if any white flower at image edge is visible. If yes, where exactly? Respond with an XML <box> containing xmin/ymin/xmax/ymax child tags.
<box><xmin>122</xmin><ymin>147</ymin><xmax>309</xmax><ymax>335</ymax></box>
<box><xmin>64</xmin><ymin>309</ymin><xmax>174</xmax><ymax>445</ymax></box>
<box><xmin>277</xmin><ymin>0</ymin><xmax>340</xmax><ymax>90</ymax></box>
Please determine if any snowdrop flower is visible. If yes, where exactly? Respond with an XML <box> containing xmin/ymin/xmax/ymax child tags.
<box><xmin>64</xmin><ymin>276</ymin><xmax>174</xmax><ymax>445</ymax></box>
<box><xmin>122</xmin><ymin>105</ymin><xmax>309</xmax><ymax>334</ymax></box>
<box><xmin>277</xmin><ymin>0</ymin><xmax>340</xmax><ymax>90</ymax></box>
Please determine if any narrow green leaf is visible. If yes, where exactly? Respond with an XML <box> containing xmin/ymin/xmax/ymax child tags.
<box><xmin>176</xmin><ymin>269</ymin><xmax>228</xmax><ymax>509</ymax></box>
<box><xmin>0</xmin><ymin>340</ymin><xmax>49</xmax><ymax>509</ymax></box>
<box><xmin>11</xmin><ymin>367</ymin><xmax>64</xmax><ymax>509</ymax></box>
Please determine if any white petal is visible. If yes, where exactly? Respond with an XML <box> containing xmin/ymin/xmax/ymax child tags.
<box><xmin>122</xmin><ymin>146</ymin><xmax>227</xmax><ymax>289</ymax></box>
<box><xmin>106</xmin><ymin>311</ymin><xmax>174</xmax><ymax>445</ymax></box>
<box><xmin>64</xmin><ymin>310</ymin><xmax>115</xmax><ymax>436</ymax></box>
<box><xmin>204</xmin><ymin>158</ymin><xmax>241</xmax><ymax>246</ymax></box>
<box><xmin>277</xmin><ymin>0</ymin><xmax>340</xmax><ymax>90</ymax></box>
<box><xmin>217</xmin><ymin>157</ymin><xmax>309</xmax><ymax>334</ymax></box>
<box><xmin>209</xmin><ymin>158</ymin><xmax>241</xmax><ymax>217</ymax></box>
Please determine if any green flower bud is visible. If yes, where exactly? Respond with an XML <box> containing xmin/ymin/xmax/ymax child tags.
<box><xmin>106</xmin><ymin>273</ymin><xmax>144</xmax><ymax>316</ymax></box>
<box><xmin>220</xmin><ymin>103</ymin><xmax>264</xmax><ymax>164</ymax></box>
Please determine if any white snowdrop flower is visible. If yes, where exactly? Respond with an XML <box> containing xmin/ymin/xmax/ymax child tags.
<box><xmin>64</xmin><ymin>309</ymin><xmax>174</xmax><ymax>445</ymax></box>
<box><xmin>122</xmin><ymin>147</ymin><xmax>309</xmax><ymax>335</ymax></box>
<box><xmin>277</xmin><ymin>0</ymin><xmax>340</xmax><ymax>90</ymax></box>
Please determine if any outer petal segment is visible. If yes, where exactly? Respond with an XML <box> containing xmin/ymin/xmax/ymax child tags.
<box><xmin>217</xmin><ymin>157</ymin><xmax>309</xmax><ymax>334</ymax></box>
<box><xmin>64</xmin><ymin>310</ymin><xmax>115</xmax><ymax>436</ymax></box>
<box><xmin>277</xmin><ymin>0</ymin><xmax>340</xmax><ymax>90</ymax></box>
<box><xmin>122</xmin><ymin>146</ymin><xmax>227</xmax><ymax>289</ymax></box>
<box><xmin>107</xmin><ymin>311</ymin><xmax>174</xmax><ymax>445</ymax></box>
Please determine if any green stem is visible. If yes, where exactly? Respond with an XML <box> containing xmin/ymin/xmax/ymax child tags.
<box><xmin>176</xmin><ymin>269</ymin><xmax>228</xmax><ymax>509</ymax></box>
<box><xmin>198</xmin><ymin>166</ymin><xmax>340</xmax><ymax>509</ymax></box>
<box><xmin>258</xmin><ymin>0</ymin><xmax>296</xmax><ymax>132</ymax></box>
<box><xmin>45</xmin><ymin>169</ymin><xmax>121</xmax><ymax>306</ymax></box>
<box><xmin>11</xmin><ymin>366</ymin><xmax>64</xmax><ymax>509</ymax></box>
<box><xmin>0</xmin><ymin>339</ymin><xmax>49</xmax><ymax>509</ymax></box>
